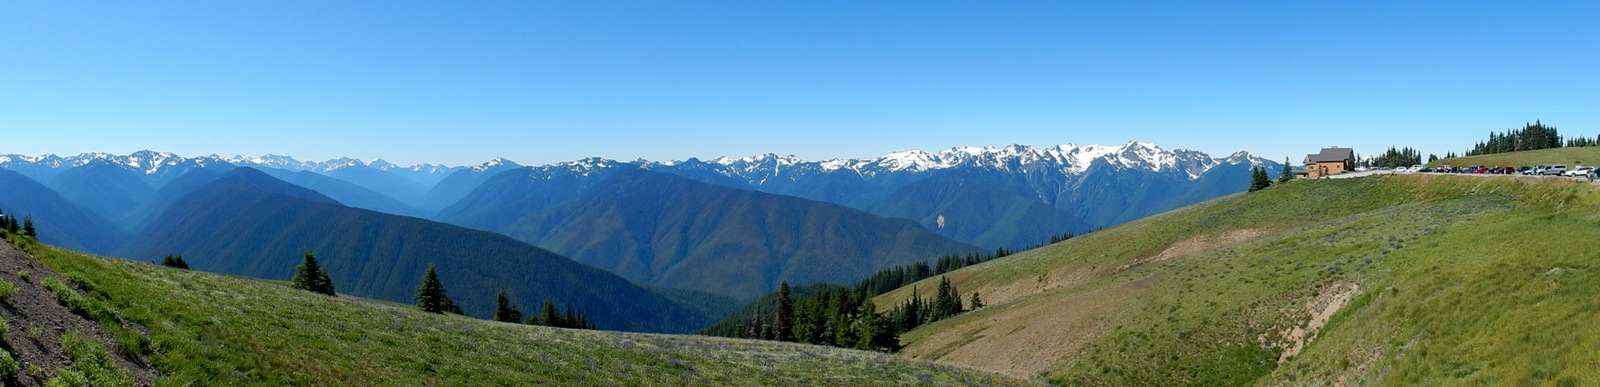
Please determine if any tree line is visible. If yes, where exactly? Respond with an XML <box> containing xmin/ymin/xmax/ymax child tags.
<box><xmin>857</xmin><ymin>234</ymin><xmax>1070</xmax><ymax>297</ymax></box>
<box><xmin>730</xmin><ymin>276</ymin><xmax>977</xmax><ymax>352</ymax></box>
<box><xmin>0</xmin><ymin>209</ymin><xmax>36</xmax><ymax>238</ymax></box>
<box><xmin>1355</xmin><ymin>146</ymin><xmax>1423</xmax><ymax>168</ymax></box>
<box><xmin>704</xmin><ymin>237</ymin><xmax>1086</xmax><ymax>352</ymax></box>
<box><xmin>1465</xmin><ymin>121</ymin><xmax>1583</xmax><ymax>156</ymax></box>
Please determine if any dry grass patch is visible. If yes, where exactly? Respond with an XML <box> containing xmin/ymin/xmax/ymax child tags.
<box><xmin>1115</xmin><ymin>228</ymin><xmax>1267</xmax><ymax>273</ymax></box>
<box><xmin>899</xmin><ymin>274</ymin><xmax>1159</xmax><ymax>377</ymax></box>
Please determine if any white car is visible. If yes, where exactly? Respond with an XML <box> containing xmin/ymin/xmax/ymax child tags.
<box><xmin>1564</xmin><ymin>166</ymin><xmax>1592</xmax><ymax>177</ymax></box>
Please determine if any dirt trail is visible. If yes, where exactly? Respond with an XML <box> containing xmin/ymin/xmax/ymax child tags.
<box><xmin>0</xmin><ymin>241</ymin><xmax>157</xmax><ymax>386</ymax></box>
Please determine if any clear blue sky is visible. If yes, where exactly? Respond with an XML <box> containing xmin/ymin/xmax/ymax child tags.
<box><xmin>3</xmin><ymin>1</ymin><xmax>1597</xmax><ymax>166</ymax></box>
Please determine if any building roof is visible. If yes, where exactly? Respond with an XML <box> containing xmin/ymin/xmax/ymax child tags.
<box><xmin>1305</xmin><ymin>147</ymin><xmax>1355</xmax><ymax>163</ymax></box>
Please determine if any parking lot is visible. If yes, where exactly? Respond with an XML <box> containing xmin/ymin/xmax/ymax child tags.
<box><xmin>1324</xmin><ymin>167</ymin><xmax>1600</xmax><ymax>184</ymax></box>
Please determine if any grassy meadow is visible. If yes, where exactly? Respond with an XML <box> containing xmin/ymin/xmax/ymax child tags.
<box><xmin>13</xmin><ymin>238</ymin><xmax>1028</xmax><ymax>386</ymax></box>
<box><xmin>880</xmin><ymin>173</ymin><xmax>1600</xmax><ymax>385</ymax></box>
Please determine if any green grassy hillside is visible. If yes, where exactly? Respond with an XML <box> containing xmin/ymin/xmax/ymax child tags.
<box><xmin>1430</xmin><ymin>146</ymin><xmax>1600</xmax><ymax>168</ymax></box>
<box><xmin>877</xmin><ymin>174</ymin><xmax>1600</xmax><ymax>385</ymax></box>
<box><xmin>12</xmin><ymin>237</ymin><xmax>1027</xmax><ymax>386</ymax></box>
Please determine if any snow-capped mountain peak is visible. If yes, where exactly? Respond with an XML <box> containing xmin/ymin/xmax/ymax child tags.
<box><xmin>470</xmin><ymin>157</ymin><xmax>522</xmax><ymax>172</ymax></box>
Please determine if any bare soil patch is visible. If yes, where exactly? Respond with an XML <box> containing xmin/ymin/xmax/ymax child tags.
<box><xmin>1269</xmin><ymin>281</ymin><xmax>1361</xmax><ymax>364</ymax></box>
<box><xmin>1115</xmin><ymin>228</ymin><xmax>1266</xmax><ymax>273</ymax></box>
<box><xmin>0</xmin><ymin>242</ymin><xmax>156</xmax><ymax>386</ymax></box>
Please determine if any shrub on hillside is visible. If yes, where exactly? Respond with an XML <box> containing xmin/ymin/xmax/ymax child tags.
<box><xmin>0</xmin><ymin>348</ymin><xmax>16</xmax><ymax>378</ymax></box>
<box><xmin>160</xmin><ymin>255</ymin><xmax>189</xmax><ymax>270</ymax></box>
<box><xmin>59</xmin><ymin>330</ymin><xmax>133</xmax><ymax>387</ymax></box>
<box><xmin>0</xmin><ymin>280</ymin><xmax>15</xmax><ymax>300</ymax></box>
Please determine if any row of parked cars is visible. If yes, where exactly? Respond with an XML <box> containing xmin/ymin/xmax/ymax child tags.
<box><xmin>1424</xmin><ymin>164</ymin><xmax>1597</xmax><ymax>177</ymax></box>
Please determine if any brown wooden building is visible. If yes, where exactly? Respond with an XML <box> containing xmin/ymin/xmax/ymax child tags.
<box><xmin>1295</xmin><ymin>146</ymin><xmax>1355</xmax><ymax>178</ymax></box>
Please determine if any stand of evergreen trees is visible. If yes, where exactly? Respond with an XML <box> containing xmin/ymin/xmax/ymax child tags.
<box><xmin>1466</xmin><ymin>121</ymin><xmax>1570</xmax><ymax>156</ymax></box>
<box><xmin>1248</xmin><ymin>166</ymin><xmax>1272</xmax><ymax>192</ymax></box>
<box><xmin>527</xmin><ymin>300</ymin><xmax>595</xmax><ymax>329</ymax></box>
<box><xmin>491</xmin><ymin>286</ymin><xmax>596</xmax><ymax>329</ymax></box>
<box><xmin>729</xmin><ymin>276</ymin><xmax>977</xmax><ymax>352</ymax></box>
<box><xmin>0</xmin><ymin>209</ymin><xmax>34</xmax><ymax>238</ymax></box>
<box><xmin>705</xmin><ymin>232</ymin><xmax>1090</xmax><ymax>350</ymax></box>
<box><xmin>1358</xmin><ymin>146</ymin><xmax>1423</xmax><ymax>168</ymax></box>
<box><xmin>858</xmin><ymin>239</ymin><xmax>1063</xmax><ymax>297</ymax></box>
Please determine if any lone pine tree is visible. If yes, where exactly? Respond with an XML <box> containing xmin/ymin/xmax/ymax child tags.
<box><xmin>415</xmin><ymin>264</ymin><xmax>460</xmax><ymax>314</ymax></box>
<box><xmin>291</xmin><ymin>252</ymin><xmax>335</xmax><ymax>295</ymax></box>
<box><xmin>774</xmin><ymin>281</ymin><xmax>794</xmax><ymax>342</ymax></box>
<box><xmin>1278</xmin><ymin>157</ymin><xmax>1294</xmax><ymax>183</ymax></box>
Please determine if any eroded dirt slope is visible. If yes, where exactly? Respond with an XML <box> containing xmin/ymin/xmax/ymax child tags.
<box><xmin>0</xmin><ymin>241</ymin><xmax>156</xmax><ymax>386</ymax></box>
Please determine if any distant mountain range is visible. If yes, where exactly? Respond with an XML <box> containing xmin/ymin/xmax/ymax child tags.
<box><xmin>0</xmin><ymin>141</ymin><xmax>1280</xmax><ymax>322</ymax></box>
<box><xmin>437</xmin><ymin>141</ymin><xmax>1280</xmax><ymax>251</ymax></box>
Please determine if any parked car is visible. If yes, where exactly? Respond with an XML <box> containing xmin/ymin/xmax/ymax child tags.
<box><xmin>1418</xmin><ymin>167</ymin><xmax>1434</xmax><ymax>172</ymax></box>
<box><xmin>1530</xmin><ymin>165</ymin><xmax>1548</xmax><ymax>175</ymax></box>
<box><xmin>1544</xmin><ymin>164</ymin><xmax>1568</xmax><ymax>176</ymax></box>
<box><xmin>1518</xmin><ymin>166</ymin><xmax>1534</xmax><ymax>174</ymax></box>
<box><xmin>1564</xmin><ymin>166</ymin><xmax>1592</xmax><ymax>177</ymax></box>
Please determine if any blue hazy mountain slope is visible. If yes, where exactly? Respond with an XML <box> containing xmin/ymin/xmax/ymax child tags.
<box><xmin>499</xmin><ymin>169</ymin><xmax>982</xmax><ymax>300</ymax></box>
<box><xmin>119</xmin><ymin>167</ymin><xmax>712</xmax><ymax>333</ymax></box>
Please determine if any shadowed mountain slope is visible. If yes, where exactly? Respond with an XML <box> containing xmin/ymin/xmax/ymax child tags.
<box><xmin>119</xmin><ymin>168</ymin><xmax>711</xmax><ymax>333</ymax></box>
<box><xmin>867</xmin><ymin>169</ymin><xmax>1092</xmax><ymax>249</ymax></box>
<box><xmin>0</xmin><ymin>170</ymin><xmax>129</xmax><ymax>254</ymax></box>
<box><xmin>500</xmin><ymin>169</ymin><xmax>982</xmax><ymax>300</ymax></box>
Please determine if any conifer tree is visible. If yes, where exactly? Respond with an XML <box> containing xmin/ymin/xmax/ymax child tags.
<box><xmin>415</xmin><ymin>264</ymin><xmax>454</xmax><ymax>313</ymax></box>
<box><xmin>161</xmin><ymin>255</ymin><xmax>189</xmax><ymax>270</ymax></box>
<box><xmin>21</xmin><ymin>216</ymin><xmax>34</xmax><ymax>238</ymax></box>
<box><xmin>774</xmin><ymin>281</ymin><xmax>794</xmax><ymax>342</ymax></box>
<box><xmin>532</xmin><ymin>300</ymin><xmax>561</xmax><ymax>326</ymax></box>
<box><xmin>969</xmin><ymin>292</ymin><xmax>984</xmax><ymax>309</ymax></box>
<box><xmin>748</xmin><ymin>309</ymin><xmax>766</xmax><ymax>339</ymax></box>
<box><xmin>1278</xmin><ymin>157</ymin><xmax>1294</xmax><ymax>183</ymax></box>
<box><xmin>493</xmin><ymin>288</ymin><xmax>523</xmax><ymax>323</ymax></box>
<box><xmin>291</xmin><ymin>252</ymin><xmax>335</xmax><ymax>295</ymax></box>
<box><xmin>1249</xmin><ymin>166</ymin><xmax>1272</xmax><ymax>192</ymax></box>
<box><xmin>930</xmin><ymin>276</ymin><xmax>963</xmax><ymax>322</ymax></box>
